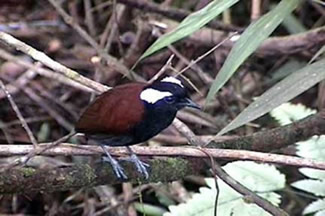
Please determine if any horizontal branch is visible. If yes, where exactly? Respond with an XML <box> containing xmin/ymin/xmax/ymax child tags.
<box><xmin>116</xmin><ymin>0</ymin><xmax>240</xmax><ymax>32</ymax></box>
<box><xmin>1</xmin><ymin>144</ymin><xmax>325</xmax><ymax>170</ymax></box>
<box><xmin>175</xmin><ymin>24</ymin><xmax>325</xmax><ymax>58</ymax></box>
<box><xmin>0</xmin><ymin>157</ymin><xmax>203</xmax><ymax>194</ymax></box>
<box><xmin>209</xmin><ymin>113</ymin><xmax>325</xmax><ymax>152</ymax></box>
<box><xmin>257</xmin><ymin>26</ymin><xmax>325</xmax><ymax>57</ymax></box>
<box><xmin>0</xmin><ymin>144</ymin><xmax>324</xmax><ymax>194</ymax></box>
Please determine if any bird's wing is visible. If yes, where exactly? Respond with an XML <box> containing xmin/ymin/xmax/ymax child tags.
<box><xmin>76</xmin><ymin>83</ymin><xmax>146</xmax><ymax>135</ymax></box>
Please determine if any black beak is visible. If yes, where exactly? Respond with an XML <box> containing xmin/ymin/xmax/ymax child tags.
<box><xmin>177</xmin><ymin>98</ymin><xmax>200</xmax><ymax>110</ymax></box>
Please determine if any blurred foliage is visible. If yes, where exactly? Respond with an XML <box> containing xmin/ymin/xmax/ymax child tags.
<box><xmin>0</xmin><ymin>0</ymin><xmax>324</xmax><ymax>215</ymax></box>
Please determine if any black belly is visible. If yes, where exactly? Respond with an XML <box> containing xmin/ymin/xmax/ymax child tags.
<box><xmin>91</xmin><ymin>109</ymin><xmax>177</xmax><ymax>147</ymax></box>
<box><xmin>132</xmin><ymin>109</ymin><xmax>176</xmax><ymax>143</ymax></box>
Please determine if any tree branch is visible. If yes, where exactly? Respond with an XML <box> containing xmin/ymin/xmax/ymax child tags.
<box><xmin>209</xmin><ymin>112</ymin><xmax>325</xmax><ymax>151</ymax></box>
<box><xmin>1</xmin><ymin>143</ymin><xmax>324</xmax><ymax>194</ymax></box>
<box><xmin>116</xmin><ymin>0</ymin><xmax>240</xmax><ymax>32</ymax></box>
<box><xmin>1</xmin><ymin>144</ymin><xmax>325</xmax><ymax>171</ymax></box>
<box><xmin>0</xmin><ymin>158</ymin><xmax>203</xmax><ymax>194</ymax></box>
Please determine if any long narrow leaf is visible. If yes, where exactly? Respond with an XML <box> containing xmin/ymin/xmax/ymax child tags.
<box><xmin>139</xmin><ymin>0</ymin><xmax>239</xmax><ymax>60</ymax></box>
<box><xmin>218</xmin><ymin>59</ymin><xmax>325</xmax><ymax>135</ymax></box>
<box><xmin>206</xmin><ymin>0</ymin><xmax>300</xmax><ymax>105</ymax></box>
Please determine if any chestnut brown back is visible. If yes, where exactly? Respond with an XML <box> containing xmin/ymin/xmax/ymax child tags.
<box><xmin>76</xmin><ymin>83</ymin><xmax>146</xmax><ymax>135</ymax></box>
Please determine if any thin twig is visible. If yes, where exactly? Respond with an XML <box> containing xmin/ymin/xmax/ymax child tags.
<box><xmin>195</xmin><ymin>147</ymin><xmax>219</xmax><ymax>216</ymax></box>
<box><xmin>172</xmin><ymin>118</ymin><xmax>203</xmax><ymax>146</ymax></box>
<box><xmin>116</xmin><ymin>0</ymin><xmax>241</xmax><ymax>32</ymax></box>
<box><xmin>0</xmin><ymin>32</ymin><xmax>107</xmax><ymax>93</ymax></box>
<box><xmin>148</xmin><ymin>54</ymin><xmax>175</xmax><ymax>83</ymax></box>
<box><xmin>1</xmin><ymin>131</ymin><xmax>76</xmax><ymax>171</ymax></box>
<box><xmin>84</xmin><ymin>0</ymin><xmax>97</xmax><ymax>37</ymax></box>
<box><xmin>21</xmin><ymin>131</ymin><xmax>76</xmax><ymax>166</ymax></box>
<box><xmin>151</xmin><ymin>29</ymin><xmax>203</xmax><ymax>96</ymax></box>
<box><xmin>0</xmin><ymin>116</ymin><xmax>51</xmax><ymax>129</ymax></box>
<box><xmin>0</xmin><ymin>49</ymin><xmax>96</xmax><ymax>93</ymax></box>
<box><xmin>1</xmin><ymin>75</ymin><xmax>74</xmax><ymax>130</ymax></box>
<box><xmin>0</xmin><ymin>68</ymin><xmax>37</xmax><ymax>99</ymax></box>
<box><xmin>104</xmin><ymin>2</ymin><xmax>125</xmax><ymax>53</ymax></box>
<box><xmin>176</xmin><ymin>32</ymin><xmax>239</xmax><ymax>76</ymax></box>
<box><xmin>213</xmin><ymin>160</ymin><xmax>288</xmax><ymax>216</ymax></box>
<box><xmin>251</xmin><ymin>0</ymin><xmax>262</xmax><ymax>21</ymax></box>
<box><xmin>47</xmin><ymin>0</ymin><xmax>131</xmax><ymax>78</ymax></box>
<box><xmin>174</xmin><ymin>101</ymin><xmax>287</xmax><ymax>216</ymax></box>
<box><xmin>0</xmin><ymin>79</ymin><xmax>38</xmax><ymax>147</ymax></box>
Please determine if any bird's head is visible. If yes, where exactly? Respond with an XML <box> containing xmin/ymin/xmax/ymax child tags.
<box><xmin>140</xmin><ymin>76</ymin><xmax>200</xmax><ymax>111</ymax></box>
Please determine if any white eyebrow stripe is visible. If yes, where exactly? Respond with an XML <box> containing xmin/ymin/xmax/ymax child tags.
<box><xmin>140</xmin><ymin>88</ymin><xmax>172</xmax><ymax>104</ymax></box>
<box><xmin>161</xmin><ymin>76</ymin><xmax>184</xmax><ymax>87</ymax></box>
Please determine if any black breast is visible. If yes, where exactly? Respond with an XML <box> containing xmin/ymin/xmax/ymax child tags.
<box><xmin>89</xmin><ymin>105</ymin><xmax>176</xmax><ymax>147</ymax></box>
<box><xmin>131</xmin><ymin>106</ymin><xmax>177</xmax><ymax>143</ymax></box>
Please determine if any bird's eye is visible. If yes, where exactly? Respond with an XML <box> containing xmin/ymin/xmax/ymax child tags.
<box><xmin>164</xmin><ymin>96</ymin><xmax>175</xmax><ymax>104</ymax></box>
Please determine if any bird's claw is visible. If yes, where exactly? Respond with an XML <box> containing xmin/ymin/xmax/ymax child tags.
<box><xmin>102</xmin><ymin>156</ymin><xmax>128</xmax><ymax>179</ymax></box>
<box><xmin>123</xmin><ymin>154</ymin><xmax>150</xmax><ymax>179</ymax></box>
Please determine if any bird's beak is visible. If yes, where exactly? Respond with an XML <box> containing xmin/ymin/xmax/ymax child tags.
<box><xmin>178</xmin><ymin>98</ymin><xmax>201</xmax><ymax>110</ymax></box>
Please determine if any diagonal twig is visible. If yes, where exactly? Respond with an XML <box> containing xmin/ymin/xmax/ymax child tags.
<box><xmin>0</xmin><ymin>79</ymin><xmax>38</xmax><ymax>148</ymax></box>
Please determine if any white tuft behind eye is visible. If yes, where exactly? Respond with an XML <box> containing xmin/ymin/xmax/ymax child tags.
<box><xmin>161</xmin><ymin>76</ymin><xmax>184</xmax><ymax>87</ymax></box>
<box><xmin>140</xmin><ymin>88</ymin><xmax>172</xmax><ymax>104</ymax></box>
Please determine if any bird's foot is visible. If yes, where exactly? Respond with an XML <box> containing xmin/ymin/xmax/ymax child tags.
<box><xmin>102</xmin><ymin>156</ymin><xmax>128</xmax><ymax>179</ymax></box>
<box><xmin>123</xmin><ymin>154</ymin><xmax>150</xmax><ymax>179</ymax></box>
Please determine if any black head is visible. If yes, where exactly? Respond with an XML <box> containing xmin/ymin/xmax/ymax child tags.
<box><xmin>139</xmin><ymin>76</ymin><xmax>200</xmax><ymax>111</ymax></box>
<box><xmin>131</xmin><ymin>76</ymin><xmax>199</xmax><ymax>142</ymax></box>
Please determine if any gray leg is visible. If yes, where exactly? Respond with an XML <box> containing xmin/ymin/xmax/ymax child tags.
<box><xmin>124</xmin><ymin>146</ymin><xmax>150</xmax><ymax>179</ymax></box>
<box><xmin>101</xmin><ymin>145</ymin><xmax>127</xmax><ymax>179</ymax></box>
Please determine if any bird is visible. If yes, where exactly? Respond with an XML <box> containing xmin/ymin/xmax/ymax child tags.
<box><xmin>75</xmin><ymin>76</ymin><xmax>200</xmax><ymax>179</ymax></box>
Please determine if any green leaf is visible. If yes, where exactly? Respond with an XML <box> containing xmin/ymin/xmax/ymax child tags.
<box><xmin>206</xmin><ymin>0</ymin><xmax>300</xmax><ymax>105</ymax></box>
<box><xmin>296</xmin><ymin>135</ymin><xmax>325</xmax><ymax>160</ymax></box>
<box><xmin>156</xmin><ymin>189</ymin><xmax>176</xmax><ymax>207</ymax></box>
<box><xmin>315</xmin><ymin>210</ymin><xmax>325</xmax><ymax>216</ymax></box>
<box><xmin>291</xmin><ymin>179</ymin><xmax>325</xmax><ymax>196</ymax></box>
<box><xmin>270</xmin><ymin>102</ymin><xmax>325</xmax><ymax>161</ymax></box>
<box><xmin>268</xmin><ymin>60</ymin><xmax>306</xmax><ymax>84</ymax></box>
<box><xmin>309</xmin><ymin>45</ymin><xmax>325</xmax><ymax>64</ymax></box>
<box><xmin>303</xmin><ymin>199</ymin><xmax>325</xmax><ymax>215</ymax></box>
<box><xmin>270</xmin><ymin>103</ymin><xmax>316</xmax><ymax>126</ymax></box>
<box><xmin>134</xmin><ymin>202</ymin><xmax>166</xmax><ymax>216</ymax></box>
<box><xmin>299</xmin><ymin>168</ymin><xmax>325</xmax><ymax>180</ymax></box>
<box><xmin>37</xmin><ymin>123</ymin><xmax>50</xmax><ymax>142</ymax></box>
<box><xmin>140</xmin><ymin>0</ymin><xmax>239</xmax><ymax>60</ymax></box>
<box><xmin>274</xmin><ymin>103</ymin><xmax>325</xmax><ymax>215</ymax></box>
<box><xmin>282</xmin><ymin>13</ymin><xmax>307</xmax><ymax>34</ymax></box>
<box><xmin>217</xmin><ymin>58</ymin><xmax>325</xmax><ymax>135</ymax></box>
<box><xmin>222</xmin><ymin>161</ymin><xmax>286</xmax><ymax>192</ymax></box>
<box><xmin>164</xmin><ymin>161</ymin><xmax>285</xmax><ymax>216</ymax></box>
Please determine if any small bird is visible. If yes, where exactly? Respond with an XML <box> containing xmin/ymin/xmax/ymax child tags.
<box><xmin>76</xmin><ymin>76</ymin><xmax>199</xmax><ymax>179</ymax></box>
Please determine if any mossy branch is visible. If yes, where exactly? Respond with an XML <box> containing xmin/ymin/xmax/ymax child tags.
<box><xmin>0</xmin><ymin>158</ymin><xmax>204</xmax><ymax>194</ymax></box>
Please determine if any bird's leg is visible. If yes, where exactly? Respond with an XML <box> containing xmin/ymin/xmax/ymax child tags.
<box><xmin>124</xmin><ymin>146</ymin><xmax>150</xmax><ymax>179</ymax></box>
<box><xmin>100</xmin><ymin>145</ymin><xmax>128</xmax><ymax>179</ymax></box>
